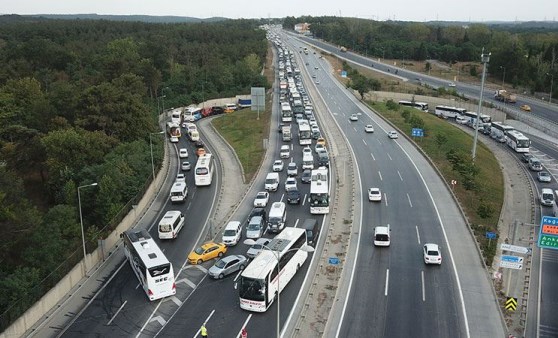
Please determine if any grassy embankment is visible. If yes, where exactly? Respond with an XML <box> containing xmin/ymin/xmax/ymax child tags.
<box><xmin>324</xmin><ymin>51</ymin><xmax>504</xmax><ymax>265</ymax></box>
<box><xmin>211</xmin><ymin>43</ymin><xmax>275</xmax><ymax>183</ymax></box>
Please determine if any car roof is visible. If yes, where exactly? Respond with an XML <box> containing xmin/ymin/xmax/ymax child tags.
<box><xmin>201</xmin><ymin>242</ymin><xmax>221</xmax><ymax>249</ymax></box>
<box><xmin>424</xmin><ymin>243</ymin><xmax>439</xmax><ymax>251</ymax></box>
<box><xmin>220</xmin><ymin>255</ymin><xmax>243</xmax><ymax>263</ymax></box>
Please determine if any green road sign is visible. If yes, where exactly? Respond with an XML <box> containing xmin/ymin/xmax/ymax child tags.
<box><xmin>538</xmin><ymin>216</ymin><xmax>558</xmax><ymax>250</ymax></box>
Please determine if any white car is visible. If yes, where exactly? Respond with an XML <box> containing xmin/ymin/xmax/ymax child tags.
<box><xmin>387</xmin><ymin>131</ymin><xmax>398</xmax><ymax>139</ymax></box>
<box><xmin>349</xmin><ymin>114</ymin><xmax>358</xmax><ymax>121</ymax></box>
<box><xmin>182</xmin><ymin>161</ymin><xmax>191</xmax><ymax>171</ymax></box>
<box><xmin>448</xmin><ymin>82</ymin><xmax>456</xmax><ymax>87</ymax></box>
<box><xmin>280</xmin><ymin>145</ymin><xmax>290</xmax><ymax>159</ymax></box>
<box><xmin>287</xmin><ymin>162</ymin><xmax>298</xmax><ymax>176</ymax></box>
<box><xmin>179</xmin><ymin>148</ymin><xmax>189</xmax><ymax>158</ymax></box>
<box><xmin>302</xmin><ymin>146</ymin><xmax>312</xmax><ymax>156</ymax></box>
<box><xmin>176</xmin><ymin>173</ymin><xmax>186</xmax><ymax>183</ymax></box>
<box><xmin>368</xmin><ymin>188</ymin><xmax>382</xmax><ymax>202</ymax></box>
<box><xmin>423</xmin><ymin>243</ymin><xmax>442</xmax><ymax>265</ymax></box>
<box><xmin>273</xmin><ymin>160</ymin><xmax>284</xmax><ymax>172</ymax></box>
<box><xmin>285</xmin><ymin>177</ymin><xmax>298</xmax><ymax>192</ymax></box>
<box><xmin>315</xmin><ymin>143</ymin><xmax>326</xmax><ymax>154</ymax></box>
<box><xmin>170</xmin><ymin>136</ymin><xmax>179</xmax><ymax>143</ymax></box>
<box><xmin>253</xmin><ymin>191</ymin><xmax>270</xmax><ymax>208</ymax></box>
<box><xmin>364</xmin><ymin>125</ymin><xmax>375</xmax><ymax>133</ymax></box>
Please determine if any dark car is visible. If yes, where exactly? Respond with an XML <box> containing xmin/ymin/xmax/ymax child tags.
<box><xmin>247</xmin><ymin>207</ymin><xmax>267</xmax><ymax>225</ymax></box>
<box><xmin>194</xmin><ymin>140</ymin><xmax>205</xmax><ymax>149</ymax></box>
<box><xmin>212</xmin><ymin>106</ymin><xmax>224</xmax><ymax>115</ymax></box>
<box><xmin>301</xmin><ymin>169</ymin><xmax>312</xmax><ymax>183</ymax></box>
<box><xmin>287</xmin><ymin>189</ymin><xmax>301</xmax><ymax>204</ymax></box>
<box><xmin>521</xmin><ymin>153</ymin><xmax>534</xmax><ymax>163</ymax></box>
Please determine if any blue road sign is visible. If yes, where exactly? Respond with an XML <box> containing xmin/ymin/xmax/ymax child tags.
<box><xmin>341</xmin><ymin>71</ymin><xmax>347</xmax><ymax>78</ymax></box>
<box><xmin>328</xmin><ymin>257</ymin><xmax>340</xmax><ymax>265</ymax></box>
<box><xmin>486</xmin><ymin>231</ymin><xmax>497</xmax><ymax>239</ymax></box>
<box><xmin>411</xmin><ymin>128</ymin><xmax>424</xmax><ymax>137</ymax></box>
<box><xmin>501</xmin><ymin>255</ymin><xmax>524</xmax><ymax>263</ymax></box>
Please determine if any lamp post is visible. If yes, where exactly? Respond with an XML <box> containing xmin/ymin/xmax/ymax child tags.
<box><xmin>149</xmin><ymin>131</ymin><xmax>165</xmax><ymax>181</ymax></box>
<box><xmin>500</xmin><ymin>66</ymin><xmax>506</xmax><ymax>88</ymax></box>
<box><xmin>472</xmin><ymin>49</ymin><xmax>490</xmax><ymax>161</ymax></box>
<box><xmin>243</xmin><ymin>239</ymin><xmax>314</xmax><ymax>338</ymax></box>
<box><xmin>78</xmin><ymin>182</ymin><xmax>98</xmax><ymax>273</ymax></box>
<box><xmin>547</xmin><ymin>72</ymin><xmax>554</xmax><ymax>104</ymax></box>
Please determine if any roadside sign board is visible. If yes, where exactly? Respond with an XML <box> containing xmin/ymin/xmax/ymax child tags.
<box><xmin>411</xmin><ymin>128</ymin><xmax>424</xmax><ymax>137</ymax></box>
<box><xmin>328</xmin><ymin>257</ymin><xmax>340</xmax><ymax>265</ymax></box>
<box><xmin>486</xmin><ymin>231</ymin><xmax>497</xmax><ymax>239</ymax></box>
<box><xmin>501</xmin><ymin>255</ymin><xmax>524</xmax><ymax>264</ymax></box>
<box><xmin>500</xmin><ymin>243</ymin><xmax>530</xmax><ymax>254</ymax></box>
<box><xmin>538</xmin><ymin>216</ymin><xmax>558</xmax><ymax>250</ymax></box>
<box><xmin>500</xmin><ymin>261</ymin><xmax>523</xmax><ymax>270</ymax></box>
<box><xmin>341</xmin><ymin>71</ymin><xmax>347</xmax><ymax>78</ymax></box>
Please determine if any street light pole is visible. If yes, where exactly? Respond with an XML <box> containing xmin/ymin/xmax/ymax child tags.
<box><xmin>548</xmin><ymin>72</ymin><xmax>554</xmax><ymax>104</ymax></box>
<box><xmin>472</xmin><ymin>49</ymin><xmax>490</xmax><ymax>161</ymax></box>
<box><xmin>149</xmin><ymin>131</ymin><xmax>165</xmax><ymax>181</ymax></box>
<box><xmin>500</xmin><ymin>66</ymin><xmax>506</xmax><ymax>88</ymax></box>
<box><xmin>78</xmin><ymin>182</ymin><xmax>98</xmax><ymax>273</ymax></box>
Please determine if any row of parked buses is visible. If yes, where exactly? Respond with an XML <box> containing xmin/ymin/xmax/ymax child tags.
<box><xmin>121</xmin><ymin>112</ymin><xmax>218</xmax><ymax>302</ymax></box>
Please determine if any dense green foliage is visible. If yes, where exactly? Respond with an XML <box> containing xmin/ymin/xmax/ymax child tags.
<box><xmin>284</xmin><ymin>16</ymin><xmax>558</xmax><ymax>95</ymax></box>
<box><xmin>0</xmin><ymin>16</ymin><xmax>267</xmax><ymax>328</ymax></box>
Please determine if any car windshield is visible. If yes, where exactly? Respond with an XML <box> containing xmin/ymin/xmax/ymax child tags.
<box><xmin>248</xmin><ymin>223</ymin><xmax>261</xmax><ymax>231</ymax></box>
<box><xmin>224</xmin><ymin>230</ymin><xmax>237</xmax><ymax>236</ymax></box>
<box><xmin>215</xmin><ymin>259</ymin><xmax>227</xmax><ymax>268</ymax></box>
<box><xmin>194</xmin><ymin>247</ymin><xmax>205</xmax><ymax>255</ymax></box>
<box><xmin>427</xmin><ymin>249</ymin><xmax>439</xmax><ymax>256</ymax></box>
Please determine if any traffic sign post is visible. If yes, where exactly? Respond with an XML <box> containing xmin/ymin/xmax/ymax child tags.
<box><xmin>411</xmin><ymin>128</ymin><xmax>424</xmax><ymax>139</ymax></box>
<box><xmin>500</xmin><ymin>260</ymin><xmax>523</xmax><ymax>270</ymax></box>
<box><xmin>500</xmin><ymin>243</ymin><xmax>531</xmax><ymax>255</ymax></box>
<box><xmin>486</xmin><ymin>231</ymin><xmax>497</xmax><ymax>248</ymax></box>
<box><xmin>538</xmin><ymin>216</ymin><xmax>558</xmax><ymax>250</ymax></box>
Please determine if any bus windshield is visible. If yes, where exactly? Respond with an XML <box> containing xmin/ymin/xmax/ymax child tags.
<box><xmin>239</xmin><ymin>277</ymin><xmax>266</xmax><ymax>301</ymax></box>
<box><xmin>148</xmin><ymin>264</ymin><xmax>171</xmax><ymax>278</ymax></box>
<box><xmin>310</xmin><ymin>194</ymin><xmax>329</xmax><ymax>206</ymax></box>
<box><xmin>196</xmin><ymin>168</ymin><xmax>208</xmax><ymax>175</ymax></box>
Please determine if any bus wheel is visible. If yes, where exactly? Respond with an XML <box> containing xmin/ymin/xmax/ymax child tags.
<box><xmin>197</xmin><ymin>259</ymin><xmax>203</xmax><ymax>265</ymax></box>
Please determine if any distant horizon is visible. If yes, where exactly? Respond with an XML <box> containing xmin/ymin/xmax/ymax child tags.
<box><xmin>1</xmin><ymin>0</ymin><xmax>555</xmax><ymax>22</ymax></box>
<box><xmin>2</xmin><ymin>13</ymin><xmax>557</xmax><ymax>24</ymax></box>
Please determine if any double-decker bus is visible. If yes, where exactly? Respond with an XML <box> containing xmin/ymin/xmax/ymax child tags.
<box><xmin>239</xmin><ymin>227</ymin><xmax>309</xmax><ymax>312</ymax></box>
<box><xmin>298</xmin><ymin>123</ymin><xmax>312</xmax><ymax>145</ymax></box>
<box><xmin>491</xmin><ymin>121</ymin><xmax>515</xmax><ymax>143</ymax></box>
<box><xmin>435</xmin><ymin>105</ymin><xmax>466</xmax><ymax>119</ymax></box>
<box><xmin>398</xmin><ymin>100</ymin><xmax>429</xmax><ymax>112</ymax></box>
<box><xmin>281</xmin><ymin>102</ymin><xmax>293</xmax><ymax>122</ymax></box>
<box><xmin>506</xmin><ymin>130</ymin><xmax>531</xmax><ymax>153</ymax></box>
<box><xmin>121</xmin><ymin>229</ymin><xmax>176</xmax><ymax>301</ymax></box>
<box><xmin>194</xmin><ymin>154</ymin><xmax>214</xmax><ymax>186</ymax></box>
<box><xmin>310</xmin><ymin>167</ymin><xmax>330</xmax><ymax>214</ymax></box>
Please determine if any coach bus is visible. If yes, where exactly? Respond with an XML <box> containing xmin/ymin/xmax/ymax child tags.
<box><xmin>398</xmin><ymin>100</ymin><xmax>429</xmax><ymax>112</ymax></box>
<box><xmin>506</xmin><ymin>130</ymin><xmax>531</xmax><ymax>153</ymax></box>
<box><xmin>310</xmin><ymin>167</ymin><xmax>330</xmax><ymax>214</ymax></box>
<box><xmin>435</xmin><ymin>105</ymin><xmax>466</xmax><ymax>119</ymax></box>
<box><xmin>194</xmin><ymin>154</ymin><xmax>214</xmax><ymax>186</ymax></box>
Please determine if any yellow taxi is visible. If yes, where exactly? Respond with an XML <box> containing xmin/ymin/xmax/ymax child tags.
<box><xmin>188</xmin><ymin>242</ymin><xmax>227</xmax><ymax>265</ymax></box>
<box><xmin>520</xmin><ymin>104</ymin><xmax>531</xmax><ymax>112</ymax></box>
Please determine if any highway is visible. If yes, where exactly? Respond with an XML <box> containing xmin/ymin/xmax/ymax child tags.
<box><xmin>60</xmin><ymin>130</ymin><xmax>221</xmax><ymax>337</ymax></box>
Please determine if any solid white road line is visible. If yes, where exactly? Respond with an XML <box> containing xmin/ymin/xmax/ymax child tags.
<box><xmin>107</xmin><ymin>300</ymin><xmax>127</xmax><ymax>325</ymax></box>
<box><xmin>416</xmin><ymin>226</ymin><xmax>421</xmax><ymax>244</ymax></box>
<box><xmin>407</xmin><ymin>193</ymin><xmax>413</xmax><ymax>208</ymax></box>
<box><xmin>235</xmin><ymin>314</ymin><xmax>253</xmax><ymax>338</ymax></box>
<box><xmin>385</xmin><ymin>269</ymin><xmax>390</xmax><ymax>296</ymax></box>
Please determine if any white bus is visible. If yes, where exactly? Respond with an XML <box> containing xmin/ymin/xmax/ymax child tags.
<box><xmin>239</xmin><ymin>227</ymin><xmax>309</xmax><ymax>312</ymax></box>
<box><xmin>491</xmin><ymin>121</ymin><xmax>515</xmax><ymax>143</ymax></box>
<box><xmin>299</xmin><ymin>123</ymin><xmax>312</xmax><ymax>146</ymax></box>
<box><xmin>158</xmin><ymin>210</ymin><xmax>185</xmax><ymax>239</ymax></box>
<box><xmin>171</xmin><ymin>110</ymin><xmax>182</xmax><ymax>125</ymax></box>
<box><xmin>281</xmin><ymin>102</ymin><xmax>293</xmax><ymax>123</ymax></box>
<box><xmin>506</xmin><ymin>130</ymin><xmax>531</xmax><ymax>153</ymax></box>
<box><xmin>462</xmin><ymin>111</ymin><xmax>491</xmax><ymax>124</ymax></box>
<box><xmin>170</xmin><ymin>181</ymin><xmax>188</xmax><ymax>203</ymax></box>
<box><xmin>435</xmin><ymin>105</ymin><xmax>466</xmax><ymax>119</ymax></box>
<box><xmin>310</xmin><ymin>167</ymin><xmax>330</xmax><ymax>214</ymax></box>
<box><xmin>183</xmin><ymin>106</ymin><xmax>199</xmax><ymax>122</ymax></box>
<box><xmin>121</xmin><ymin>229</ymin><xmax>176</xmax><ymax>301</ymax></box>
<box><xmin>398</xmin><ymin>100</ymin><xmax>429</xmax><ymax>112</ymax></box>
<box><xmin>195</xmin><ymin>154</ymin><xmax>214</xmax><ymax>186</ymax></box>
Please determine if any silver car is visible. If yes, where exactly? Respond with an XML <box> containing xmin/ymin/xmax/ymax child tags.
<box><xmin>246</xmin><ymin>238</ymin><xmax>271</xmax><ymax>259</ymax></box>
<box><xmin>208</xmin><ymin>255</ymin><xmax>248</xmax><ymax>279</ymax></box>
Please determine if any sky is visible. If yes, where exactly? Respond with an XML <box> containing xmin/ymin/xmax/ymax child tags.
<box><xmin>1</xmin><ymin>0</ymin><xmax>556</xmax><ymax>22</ymax></box>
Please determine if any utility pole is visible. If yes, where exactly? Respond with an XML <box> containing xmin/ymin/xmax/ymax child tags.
<box><xmin>472</xmin><ymin>49</ymin><xmax>490</xmax><ymax>161</ymax></box>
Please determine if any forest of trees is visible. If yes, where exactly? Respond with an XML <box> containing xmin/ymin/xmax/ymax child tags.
<box><xmin>0</xmin><ymin>16</ymin><xmax>268</xmax><ymax>328</ymax></box>
<box><xmin>283</xmin><ymin>16</ymin><xmax>558</xmax><ymax>97</ymax></box>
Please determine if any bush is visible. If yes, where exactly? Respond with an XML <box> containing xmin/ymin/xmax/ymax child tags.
<box><xmin>386</xmin><ymin>99</ymin><xmax>399</xmax><ymax>111</ymax></box>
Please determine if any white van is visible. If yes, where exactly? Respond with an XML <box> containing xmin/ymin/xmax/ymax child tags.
<box><xmin>170</xmin><ymin>181</ymin><xmax>188</xmax><ymax>203</ymax></box>
<box><xmin>302</xmin><ymin>152</ymin><xmax>314</xmax><ymax>170</ymax></box>
<box><xmin>158</xmin><ymin>211</ymin><xmax>185</xmax><ymax>239</ymax></box>
<box><xmin>265</xmin><ymin>172</ymin><xmax>280</xmax><ymax>191</ymax></box>
<box><xmin>267</xmin><ymin>202</ymin><xmax>287</xmax><ymax>233</ymax></box>
<box><xmin>280</xmin><ymin>145</ymin><xmax>290</xmax><ymax>159</ymax></box>
<box><xmin>373</xmin><ymin>225</ymin><xmax>391</xmax><ymax>246</ymax></box>
<box><xmin>540</xmin><ymin>188</ymin><xmax>555</xmax><ymax>207</ymax></box>
<box><xmin>222</xmin><ymin>221</ymin><xmax>242</xmax><ymax>246</ymax></box>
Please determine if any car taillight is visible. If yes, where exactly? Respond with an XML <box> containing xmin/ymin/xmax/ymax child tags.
<box><xmin>148</xmin><ymin>289</ymin><xmax>153</xmax><ymax>296</ymax></box>
<box><xmin>172</xmin><ymin>283</ymin><xmax>176</xmax><ymax>290</ymax></box>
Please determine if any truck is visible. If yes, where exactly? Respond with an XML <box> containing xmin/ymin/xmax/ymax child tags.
<box><xmin>237</xmin><ymin>96</ymin><xmax>252</xmax><ymax>108</ymax></box>
<box><xmin>282</xmin><ymin>125</ymin><xmax>292</xmax><ymax>141</ymax></box>
<box><xmin>340</xmin><ymin>46</ymin><xmax>347</xmax><ymax>52</ymax></box>
<box><xmin>494</xmin><ymin>89</ymin><xmax>517</xmax><ymax>103</ymax></box>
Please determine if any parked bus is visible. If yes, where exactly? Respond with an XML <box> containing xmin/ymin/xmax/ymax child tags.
<box><xmin>506</xmin><ymin>130</ymin><xmax>531</xmax><ymax>153</ymax></box>
<box><xmin>491</xmin><ymin>121</ymin><xmax>515</xmax><ymax>143</ymax></box>
<box><xmin>195</xmin><ymin>154</ymin><xmax>214</xmax><ymax>186</ymax></box>
<box><xmin>298</xmin><ymin>123</ymin><xmax>312</xmax><ymax>146</ymax></box>
<box><xmin>435</xmin><ymin>105</ymin><xmax>466</xmax><ymax>119</ymax></box>
<box><xmin>398</xmin><ymin>100</ymin><xmax>429</xmax><ymax>112</ymax></box>
<box><xmin>239</xmin><ymin>227</ymin><xmax>309</xmax><ymax>312</ymax></box>
<box><xmin>281</xmin><ymin>102</ymin><xmax>293</xmax><ymax>123</ymax></box>
<box><xmin>310</xmin><ymin>167</ymin><xmax>330</xmax><ymax>214</ymax></box>
<box><xmin>462</xmin><ymin>111</ymin><xmax>491</xmax><ymax>124</ymax></box>
<box><xmin>121</xmin><ymin>229</ymin><xmax>176</xmax><ymax>301</ymax></box>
